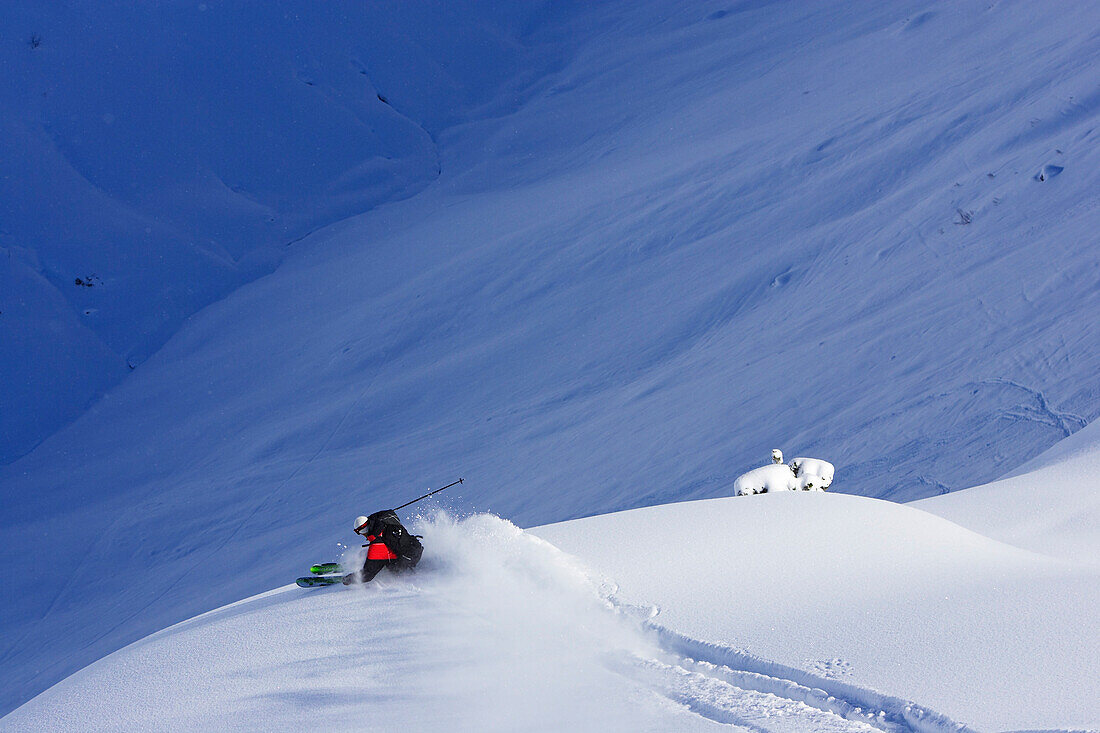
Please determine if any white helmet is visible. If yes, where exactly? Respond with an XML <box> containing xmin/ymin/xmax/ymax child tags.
<box><xmin>353</xmin><ymin>515</ymin><xmax>370</xmax><ymax>534</ymax></box>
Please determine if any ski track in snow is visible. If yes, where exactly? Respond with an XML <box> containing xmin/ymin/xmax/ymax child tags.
<box><xmin>626</xmin><ymin>617</ymin><xmax>973</xmax><ymax>733</ymax></box>
<box><xmin>978</xmin><ymin>377</ymin><xmax>1088</xmax><ymax>439</ymax></box>
<box><xmin>587</xmin><ymin>593</ymin><xmax>970</xmax><ymax>733</ymax></box>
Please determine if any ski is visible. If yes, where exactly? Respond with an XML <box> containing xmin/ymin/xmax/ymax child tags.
<box><xmin>310</xmin><ymin>562</ymin><xmax>343</xmax><ymax>575</ymax></box>
<box><xmin>296</xmin><ymin>575</ymin><xmax>343</xmax><ymax>588</ymax></box>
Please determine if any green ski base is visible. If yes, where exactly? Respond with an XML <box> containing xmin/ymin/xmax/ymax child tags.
<box><xmin>310</xmin><ymin>563</ymin><xmax>343</xmax><ymax>575</ymax></box>
<box><xmin>296</xmin><ymin>575</ymin><xmax>343</xmax><ymax>588</ymax></box>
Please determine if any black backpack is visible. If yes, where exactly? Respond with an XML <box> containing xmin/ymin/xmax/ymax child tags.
<box><xmin>366</xmin><ymin>509</ymin><xmax>423</xmax><ymax>566</ymax></box>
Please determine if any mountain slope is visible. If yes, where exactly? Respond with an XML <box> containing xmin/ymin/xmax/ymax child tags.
<box><xmin>0</xmin><ymin>0</ymin><xmax>569</xmax><ymax>462</ymax></box>
<box><xmin>2</xmin><ymin>0</ymin><xmax>1099</xmax><ymax>715</ymax></box>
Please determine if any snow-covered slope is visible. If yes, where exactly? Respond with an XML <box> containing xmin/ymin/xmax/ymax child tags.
<box><xmin>538</xmin><ymin>493</ymin><xmax>1099</xmax><ymax>732</ymax></box>
<box><xmin>3</xmin><ymin>0</ymin><xmax>1100</xmax><ymax>717</ymax></box>
<box><xmin>6</xmin><ymin>493</ymin><xmax>1097</xmax><ymax>731</ymax></box>
<box><xmin>1</xmin><ymin>516</ymin><xmax>723</xmax><ymax>733</ymax></box>
<box><xmin>918</xmin><ymin>416</ymin><xmax>1100</xmax><ymax>563</ymax></box>
<box><xmin>0</xmin><ymin>1</ymin><xmax>564</xmax><ymax>462</ymax></box>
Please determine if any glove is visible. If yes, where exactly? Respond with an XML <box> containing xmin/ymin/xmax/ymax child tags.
<box><xmin>341</xmin><ymin>573</ymin><xmax>356</xmax><ymax>585</ymax></box>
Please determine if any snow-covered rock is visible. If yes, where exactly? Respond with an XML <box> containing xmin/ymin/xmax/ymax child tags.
<box><xmin>733</xmin><ymin>463</ymin><xmax>799</xmax><ymax>495</ymax></box>
<box><xmin>735</xmin><ymin>456</ymin><xmax>834</xmax><ymax>494</ymax></box>
<box><xmin>789</xmin><ymin>457</ymin><xmax>835</xmax><ymax>491</ymax></box>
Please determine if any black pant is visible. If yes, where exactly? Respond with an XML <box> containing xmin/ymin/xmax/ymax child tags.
<box><xmin>358</xmin><ymin>558</ymin><xmax>389</xmax><ymax>583</ymax></box>
<box><xmin>357</xmin><ymin>555</ymin><xmax>418</xmax><ymax>583</ymax></box>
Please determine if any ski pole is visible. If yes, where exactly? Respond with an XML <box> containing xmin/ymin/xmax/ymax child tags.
<box><xmin>394</xmin><ymin>478</ymin><xmax>463</xmax><ymax>511</ymax></box>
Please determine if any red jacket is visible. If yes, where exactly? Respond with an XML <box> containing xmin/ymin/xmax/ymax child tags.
<box><xmin>364</xmin><ymin>534</ymin><xmax>398</xmax><ymax>561</ymax></box>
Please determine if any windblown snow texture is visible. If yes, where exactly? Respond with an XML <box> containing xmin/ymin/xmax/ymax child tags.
<box><xmin>2</xmin><ymin>0</ymin><xmax>1100</xmax><ymax>719</ymax></box>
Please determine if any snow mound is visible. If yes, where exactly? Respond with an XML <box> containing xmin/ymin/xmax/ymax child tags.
<box><xmin>5</xmin><ymin>510</ymin><xmax>981</xmax><ymax>732</ymax></box>
<box><xmin>535</xmin><ymin>492</ymin><xmax>1100</xmax><ymax>731</ymax></box>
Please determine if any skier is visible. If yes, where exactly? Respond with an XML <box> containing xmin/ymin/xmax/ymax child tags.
<box><xmin>342</xmin><ymin>509</ymin><xmax>423</xmax><ymax>585</ymax></box>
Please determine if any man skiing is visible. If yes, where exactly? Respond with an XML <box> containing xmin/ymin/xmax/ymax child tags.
<box><xmin>342</xmin><ymin>509</ymin><xmax>423</xmax><ymax>585</ymax></box>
